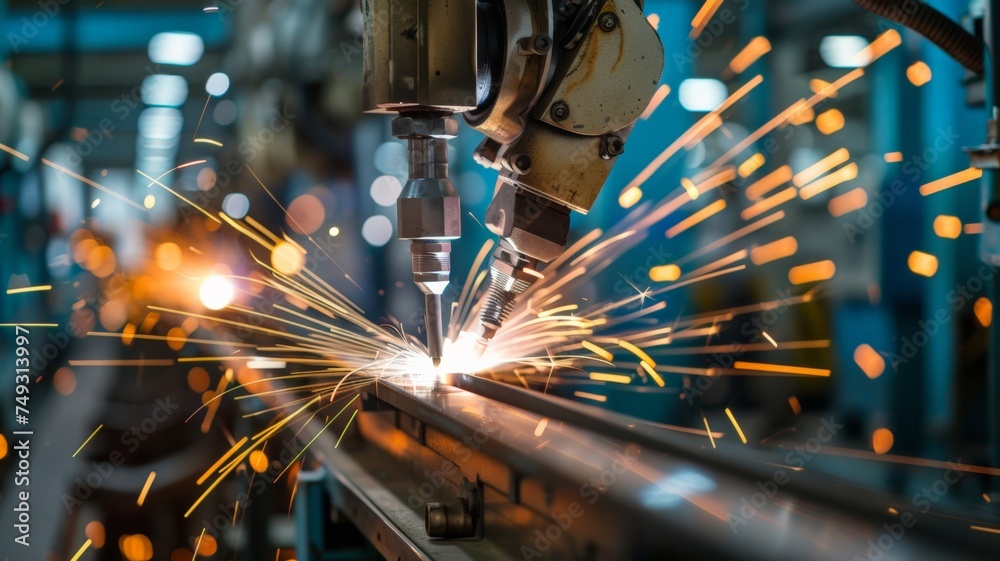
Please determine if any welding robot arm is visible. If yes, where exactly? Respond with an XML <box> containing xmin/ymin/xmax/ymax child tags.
<box><xmin>363</xmin><ymin>0</ymin><xmax>663</xmax><ymax>363</ymax></box>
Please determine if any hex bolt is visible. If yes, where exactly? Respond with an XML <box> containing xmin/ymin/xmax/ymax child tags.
<box><xmin>598</xmin><ymin>12</ymin><xmax>618</xmax><ymax>32</ymax></box>
<box><xmin>550</xmin><ymin>101</ymin><xmax>569</xmax><ymax>122</ymax></box>
<box><xmin>511</xmin><ymin>153</ymin><xmax>532</xmax><ymax>174</ymax></box>
<box><xmin>533</xmin><ymin>33</ymin><xmax>552</xmax><ymax>54</ymax></box>
<box><xmin>601</xmin><ymin>134</ymin><xmax>625</xmax><ymax>159</ymax></box>
<box><xmin>425</xmin><ymin>499</ymin><xmax>475</xmax><ymax>538</ymax></box>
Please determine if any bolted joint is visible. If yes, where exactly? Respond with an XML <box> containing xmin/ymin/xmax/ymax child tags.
<box><xmin>509</xmin><ymin>153</ymin><xmax>533</xmax><ymax>175</ymax></box>
<box><xmin>425</xmin><ymin>481</ymin><xmax>481</xmax><ymax>539</ymax></box>
<box><xmin>550</xmin><ymin>101</ymin><xmax>570</xmax><ymax>122</ymax></box>
<box><xmin>426</xmin><ymin>500</ymin><xmax>475</xmax><ymax>538</ymax></box>
<box><xmin>598</xmin><ymin>12</ymin><xmax>619</xmax><ymax>32</ymax></box>
<box><xmin>600</xmin><ymin>134</ymin><xmax>625</xmax><ymax>159</ymax></box>
<box><xmin>519</xmin><ymin>33</ymin><xmax>552</xmax><ymax>55</ymax></box>
<box><xmin>392</xmin><ymin>115</ymin><xmax>459</xmax><ymax>139</ymax></box>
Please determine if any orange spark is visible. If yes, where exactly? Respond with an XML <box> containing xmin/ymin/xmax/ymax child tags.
<box><xmin>788</xmin><ymin>396</ymin><xmax>802</xmax><ymax>415</ymax></box>
<box><xmin>729</xmin><ymin>37</ymin><xmax>771</xmax><ymax>74</ymax></box>
<box><xmin>871</xmin><ymin>428</ymin><xmax>894</xmax><ymax>454</ymax></box>
<box><xmin>649</xmin><ymin>264</ymin><xmax>682</xmax><ymax>282</ymax></box>
<box><xmin>933</xmin><ymin>215</ymin><xmax>962</xmax><ymax>239</ymax></box>
<box><xmin>0</xmin><ymin>141</ymin><xmax>29</xmax><ymax>161</ymax></box>
<box><xmin>640</xmin><ymin>84</ymin><xmax>671</xmax><ymax>120</ymax></box>
<box><xmin>734</xmin><ymin>361</ymin><xmax>831</xmax><ymax>377</ymax></box>
<box><xmin>725</xmin><ymin>408</ymin><xmax>748</xmax><ymax>444</ymax></box>
<box><xmin>589</xmin><ymin>372</ymin><xmax>632</xmax><ymax>384</ymax></box>
<box><xmin>741</xmin><ymin>187</ymin><xmax>796</xmax><ymax>220</ymax></box>
<box><xmin>619</xmin><ymin>185</ymin><xmax>643</xmax><ymax>208</ymax></box>
<box><xmin>6</xmin><ymin>284</ymin><xmax>52</xmax><ymax>295</ymax></box>
<box><xmin>793</xmin><ymin>148</ymin><xmax>850</xmax><ymax>186</ymax></box>
<box><xmin>137</xmin><ymin>471</ymin><xmax>156</xmax><ymax>506</ymax></box>
<box><xmin>745</xmin><ymin>165</ymin><xmax>792</xmax><ymax>201</ymax></box>
<box><xmin>974</xmin><ymin>297</ymin><xmax>992</xmax><ymax>327</ymax></box>
<box><xmin>828</xmin><ymin>187</ymin><xmax>868</xmax><ymax>217</ymax></box>
<box><xmin>640</xmin><ymin>361</ymin><xmax>666</xmax><ymax>387</ymax></box>
<box><xmin>920</xmin><ymin>167</ymin><xmax>982</xmax><ymax>196</ymax></box>
<box><xmin>737</xmin><ymin>153</ymin><xmax>766</xmax><ymax>178</ymax></box>
<box><xmin>799</xmin><ymin>163</ymin><xmax>858</xmax><ymax>200</ymax></box>
<box><xmin>854</xmin><ymin>344</ymin><xmax>885</xmax><ymax>379</ymax></box>
<box><xmin>855</xmin><ymin>29</ymin><xmax>902</xmax><ymax>66</ymax></box>
<box><xmin>534</xmin><ymin>418</ymin><xmax>549</xmax><ymax>437</ymax></box>
<box><xmin>581</xmin><ymin>340</ymin><xmax>614</xmax><ymax>361</ymax></box>
<box><xmin>574</xmin><ymin>391</ymin><xmax>607</xmax><ymax>403</ymax></box>
<box><xmin>788</xmin><ymin>260</ymin><xmax>836</xmax><ymax>285</ymax></box>
<box><xmin>702</xmin><ymin>416</ymin><xmax>717</xmax><ymax>448</ymax></box>
<box><xmin>907</xmin><ymin>251</ymin><xmax>938</xmax><ymax>278</ymax></box>
<box><xmin>690</xmin><ymin>0</ymin><xmax>724</xmax><ymax>38</ymax></box>
<box><xmin>666</xmin><ymin>199</ymin><xmax>727</xmax><ymax>238</ymax></box>
<box><xmin>618</xmin><ymin>339</ymin><xmax>656</xmax><ymax>368</ymax></box>
<box><xmin>73</xmin><ymin>424</ymin><xmax>103</xmax><ymax>458</ymax></box>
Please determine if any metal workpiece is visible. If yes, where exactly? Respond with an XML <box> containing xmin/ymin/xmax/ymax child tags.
<box><xmin>395</xmin><ymin>114</ymin><xmax>461</xmax><ymax>366</ymax></box>
<box><xmin>362</xmin><ymin>0</ymin><xmax>479</xmax><ymax>113</ymax></box>
<box><xmin>293</xmin><ymin>379</ymin><xmax>1000</xmax><ymax>561</ymax></box>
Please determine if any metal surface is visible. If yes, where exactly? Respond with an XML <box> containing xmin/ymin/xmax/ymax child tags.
<box><xmin>536</xmin><ymin>0</ymin><xmax>664</xmax><ymax>137</ymax></box>
<box><xmin>362</xmin><ymin>0</ymin><xmax>479</xmax><ymax>113</ymax></box>
<box><xmin>465</xmin><ymin>0</ymin><xmax>553</xmax><ymax>146</ymax></box>
<box><xmin>395</xmin><ymin>115</ymin><xmax>462</xmax><ymax>365</ymax></box>
<box><xmin>293</xmin><ymin>378</ymin><xmax>1000</xmax><ymax>560</ymax></box>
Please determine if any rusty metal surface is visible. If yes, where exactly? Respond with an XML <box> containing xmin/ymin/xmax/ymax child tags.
<box><xmin>536</xmin><ymin>0</ymin><xmax>664</xmax><ymax>135</ymax></box>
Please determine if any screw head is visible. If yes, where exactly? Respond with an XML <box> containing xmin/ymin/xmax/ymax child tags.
<box><xmin>607</xmin><ymin>136</ymin><xmax>624</xmax><ymax>155</ymax></box>
<box><xmin>600</xmin><ymin>134</ymin><xmax>625</xmax><ymax>159</ymax></box>
<box><xmin>598</xmin><ymin>12</ymin><xmax>618</xmax><ymax>32</ymax></box>
<box><xmin>511</xmin><ymin>154</ymin><xmax>532</xmax><ymax>174</ymax></box>
<box><xmin>550</xmin><ymin>101</ymin><xmax>569</xmax><ymax>121</ymax></box>
<box><xmin>533</xmin><ymin>33</ymin><xmax>552</xmax><ymax>54</ymax></box>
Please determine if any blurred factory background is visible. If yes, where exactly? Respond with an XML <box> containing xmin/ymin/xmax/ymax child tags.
<box><xmin>0</xmin><ymin>0</ymin><xmax>997</xmax><ymax>560</ymax></box>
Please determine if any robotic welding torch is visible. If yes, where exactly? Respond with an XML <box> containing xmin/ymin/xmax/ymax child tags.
<box><xmin>364</xmin><ymin>0</ymin><xmax>663</xmax><ymax>362</ymax></box>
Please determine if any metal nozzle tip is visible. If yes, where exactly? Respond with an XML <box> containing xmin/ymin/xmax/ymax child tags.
<box><xmin>432</xmin><ymin>357</ymin><xmax>442</xmax><ymax>368</ymax></box>
<box><xmin>471</xmin><ymin>337</ymin><xmax>488</xmax><ymax>360</ymax></box>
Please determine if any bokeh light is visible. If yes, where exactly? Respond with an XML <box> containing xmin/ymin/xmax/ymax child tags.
<box><xmin>199</xmin><ymin>276</ymin><xmax>235</xmax><ymax>310</ymax></box>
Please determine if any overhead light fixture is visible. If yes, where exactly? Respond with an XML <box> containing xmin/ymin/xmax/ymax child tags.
<box><xmin>141</xmin><ymin>74</ymin><xmax>188</xmax><ymax>107</ymax></box>
<box><xmin>819</xmin><ymin>35</ymin><xmax>870</xmax><ymax>68</ymax></box>
<box><xmin>678</xmin><ymin>78</ymin><xmax>727</xmax><ymax>112</ymax></box>
<box><xmin>148</xmin><ymin>32</ymin><xmax>204</xmax><ymax>66</ymax></box>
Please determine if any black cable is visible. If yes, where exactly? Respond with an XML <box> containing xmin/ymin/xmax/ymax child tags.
<box><xmin>854</xmin><ymin>0</ymin><xmax>984</xmax><ymax>74</ymax></box>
